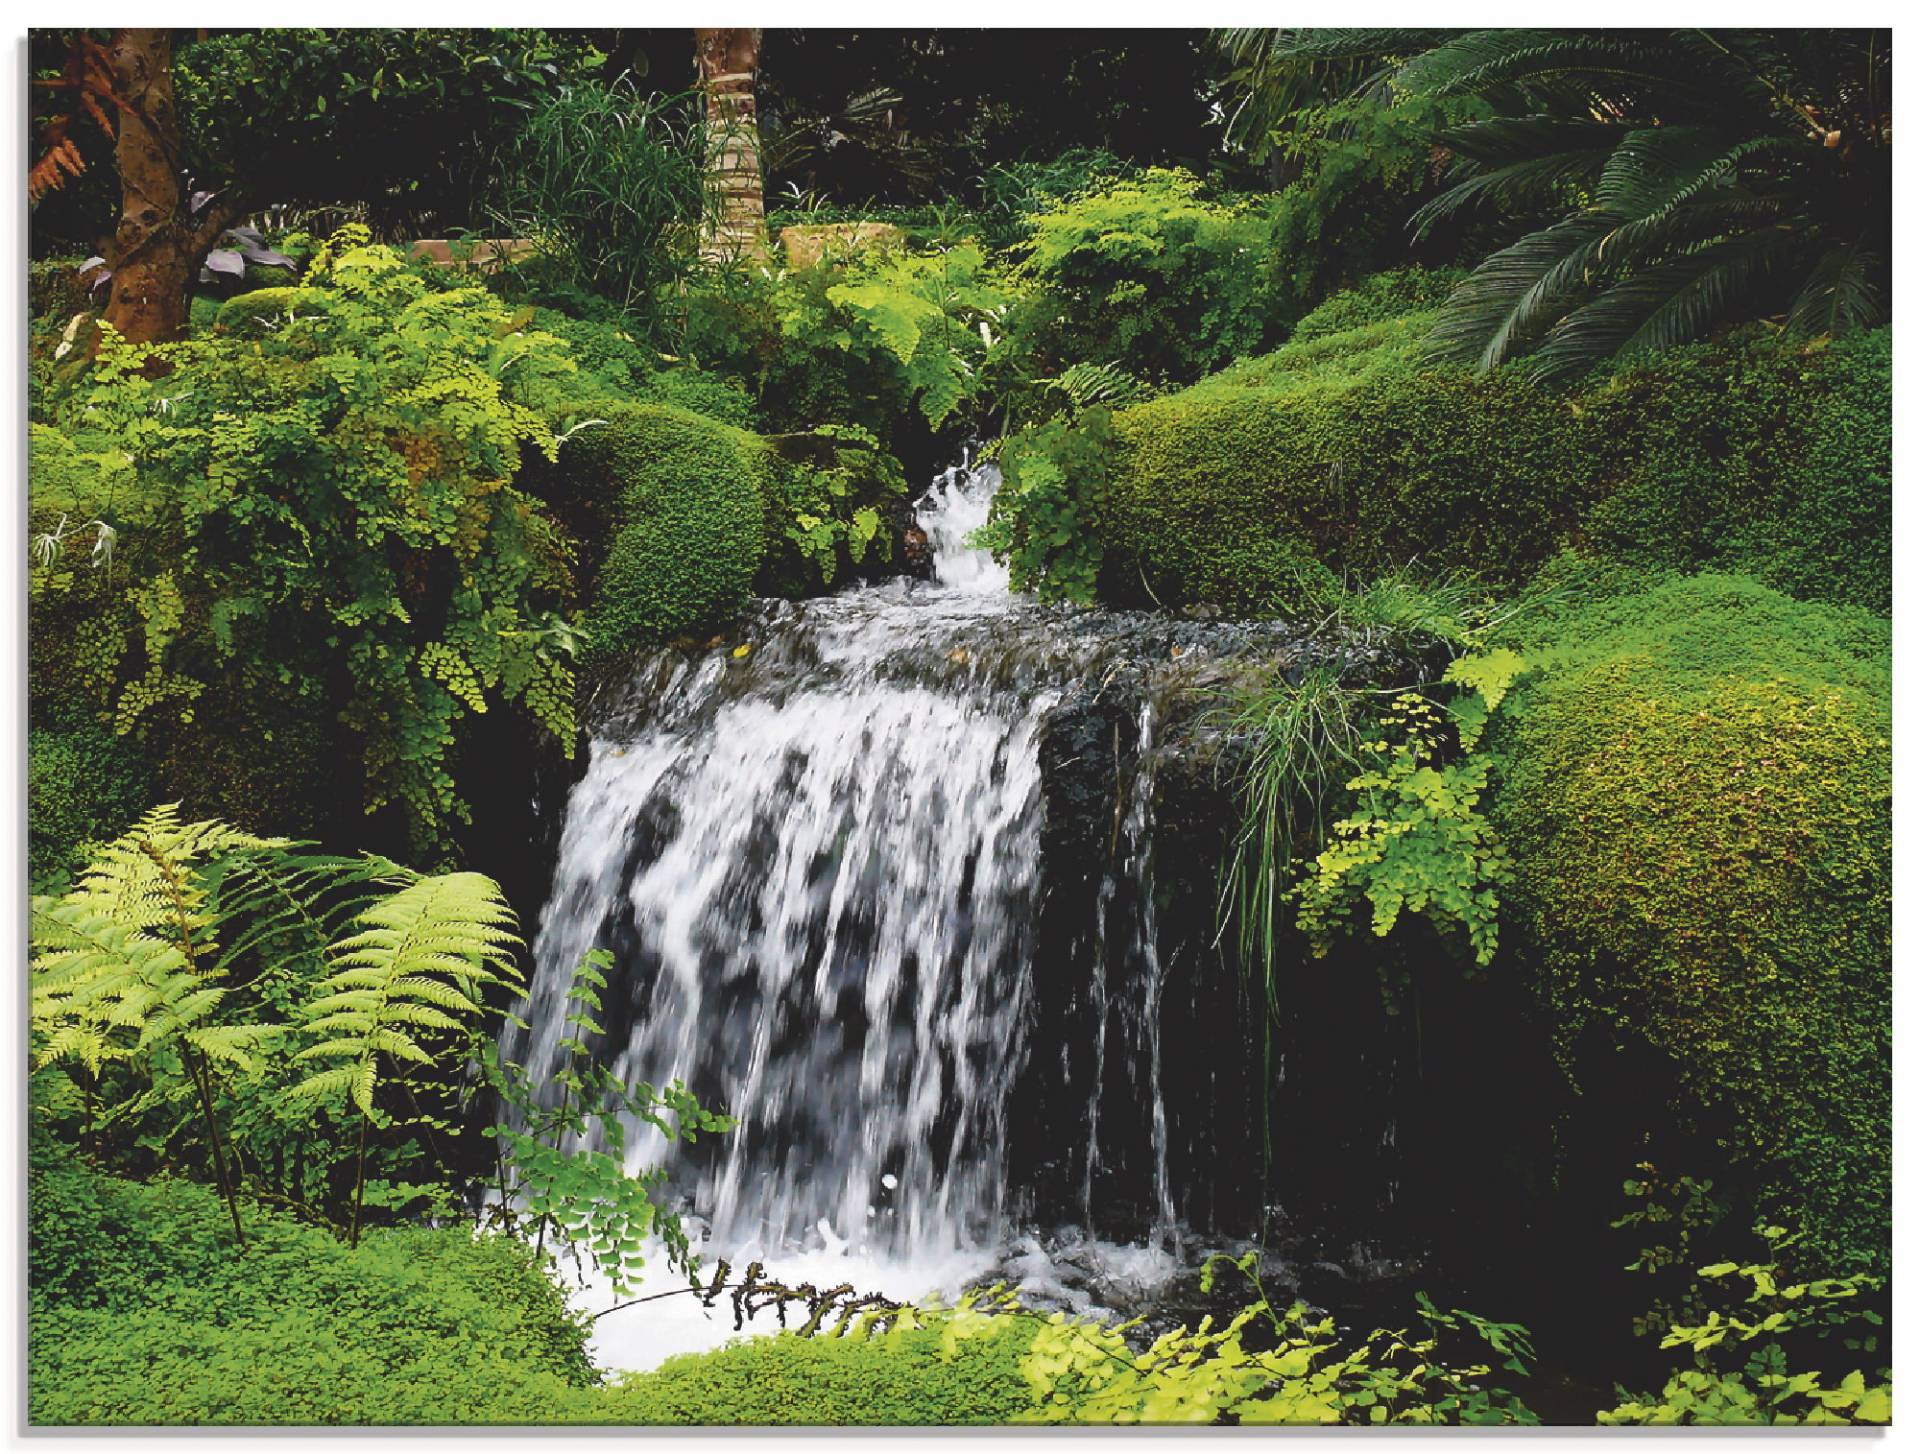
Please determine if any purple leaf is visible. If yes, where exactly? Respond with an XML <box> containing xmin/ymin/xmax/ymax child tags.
<box><xmin>190</xmin><ymin>189</ymin><xmax>219</xmax><ymax>215</ymax></box>
<box><xmin>237</xmin><ymin>242</ymin><xmax>298</xmax><ymax>271</ymax></box>
<box><xmin>224</xmin><ymin>225</ymin><xmax>266</xmax><ymax>246</ymax></box>
<box><xmin>202</xmin><ymin>249</ymin><xmax>246</xmax><ymax>280</ymax></box>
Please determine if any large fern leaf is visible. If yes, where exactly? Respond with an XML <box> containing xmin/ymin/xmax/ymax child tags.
<box><xmin>289</xmin><ymin>872</ymin><xmax>525</xmax><ymax>1115</ymax></box>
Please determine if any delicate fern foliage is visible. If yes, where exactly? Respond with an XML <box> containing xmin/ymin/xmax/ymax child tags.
<box><xmin>31</xmin><ymin>806</ymin><xmax>285</xmax><ymax>1078</ymax></box>
<box><xmin>291</xmin><ymin>872</ymin><xmax>524</xmax><ymax>1117</ymax></box>
<box><xmin>484</xmin><ymin>948</ymin><xmax>735</xmax><ymax>1301</ymax></box>
<box><xmin>29</xmin><ymin>805</ymin><xmax>304</xmax><ymax>1240</ymax></box>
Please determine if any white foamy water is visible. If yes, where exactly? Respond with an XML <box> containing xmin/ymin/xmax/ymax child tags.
<box><xmin>510</xmin><ymin>457</ymin><xmax>1180</xmax><ymax>1370</ymax></box>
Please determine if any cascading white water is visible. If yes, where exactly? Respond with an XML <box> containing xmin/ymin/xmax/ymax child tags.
<box><xmin>514</xmin><ymin>456</ymin><xmax>1187</xmax><ymax>1368</ymax></box>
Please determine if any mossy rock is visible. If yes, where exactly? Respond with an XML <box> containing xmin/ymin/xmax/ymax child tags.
<box><xmin>1493</xmin><ymin>573</ymin><xmax>1890</xmax><ymax>1271</ymax></box>
<box><xmin>563</xmin><ymin>403</ymin><xmax>774</xmax><ymax>664</ymax></box>
<box><xmin>212</xmin><ymin>286</ymin><xmax>333</xmax><ymax>330</ymax></box>
<box><xmin>27</xmin><ymin>721</ymin><xmax>152</xmax><ymax>893</ymax></box>
<box><xmin>1082</xmin><ymin>290</ymin><xmax>1888</xmax><ymax>617</ymax></box>
<box><xmin>1578</xmin><ymin>328</ymin><xmax>1890</xmax><ymax>613</ymax></box>
<box><xmin>1098</xmin><ymin>332</ymin><xmax>1585</xmax><ymax>610</ymax></box>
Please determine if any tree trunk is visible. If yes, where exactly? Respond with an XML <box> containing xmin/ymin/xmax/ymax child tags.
<box><xmin>102</xmin><ymin>28</ymin><xmax>238</xmax><ymax>347</ymax></box>
<box><xmin>694</xmin><ymin>28</ymin><xmax>768</xmax><ymax>264</ymax></box>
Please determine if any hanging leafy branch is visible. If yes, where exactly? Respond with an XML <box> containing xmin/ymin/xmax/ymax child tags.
<box><xmin>483</xmin><ymin>948</ymin><xmax>734</xmax><ymax>1300</ymax></box>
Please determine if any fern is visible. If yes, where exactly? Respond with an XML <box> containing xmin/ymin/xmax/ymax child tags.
<box><xmin>29</xmin><ymin>805</ymin><xmax>289</xmax><ymax>1240</ymax></box>
<box><xmin>290</xmin><ymin>871</ymin><xmax>525</xmax><ymax>1242</ymax></box>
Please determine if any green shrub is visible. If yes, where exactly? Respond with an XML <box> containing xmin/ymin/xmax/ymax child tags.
<box><xmin>564</xmin><ymin>404</ymin><xmax>773</xmax><ymax>663</ymax></box>
<box><xmin>996</xmin><ymin>294</ymin><xmax>1888</xmax><ymax>616</ymax></box>
<box><xmin>1089</xmin><ymin>330</ymin><xmax>1584</xmax><ymax>610</ymax></box>
<box><xmin>1289</xmin><ymin>267</ymin><xmax>1468</xmax><ymax>344</ymax></box>
<box><xmin>32</xmin><ymin>235</ymin><xmax>580</xmax><ymax>854</ymax></box>
<box><xmin>636</xmin><ymin>368</ymin><xmax>758</xmax><ymax>429</ymax></box>
<box><xmin>211</xmin><ymin>285</ymin><xmax>333</xmax><ymax>329</ymax></box>
<box><xmin>1491</xmin><ymin>574</ymin><xmax>1890</xmax><ymax>1272</ymax></box>
<box><xmin>1579</xmin><ymin>328</ymin><xmax>1890</xmax><ymax>613</ymax></box>
<box><xmin>533</xmin><ymin>307</ymin><xmax>758</xmax><ymax>425</ymax></box>
<box><xmin>28</xmin><ymin>1155</ymin><xmax>596</xmax><ymax>1427</ymax></box>
<box><xmin>594</xmin><ymin>1323</ymin><xmax>1036</xmax><ymax>1426</ymax></box>
<box><xmin>1015</xmin><ymin>168</ymin><xmax>1281</xmax><ymax>384</ymax></box>
<box><xmin>26</xmin><ymin>721</ymin><xmax>150</xmax><ymax>892</ymax></box>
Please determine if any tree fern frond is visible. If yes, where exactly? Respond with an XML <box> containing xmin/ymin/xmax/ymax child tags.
<box><xmin>1408</xmin><ymin>140</ymin><xmax>1614</xmax><ymax>238</ymax></box>
<box><xmin>289</xmin><ymin>871</ymin><xmax>525</xmax><ymax>1118</ymax></box>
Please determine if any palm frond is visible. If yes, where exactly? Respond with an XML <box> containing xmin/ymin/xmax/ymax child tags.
<box><xmin>1786</xmin><ymin>242</ymin><xmax>1885</xmax><ymax>338</ymax></box>
<box><xmin>1523</xmin><ymin>225</ymin><xmax>1801</xmax><ymax>380</ymax></box>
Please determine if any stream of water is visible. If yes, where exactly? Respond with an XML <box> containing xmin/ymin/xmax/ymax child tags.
<box><xmin>512</xmin><ymin>456</ymin><xmax>1194</xmax><ymax>1370</ymax></box>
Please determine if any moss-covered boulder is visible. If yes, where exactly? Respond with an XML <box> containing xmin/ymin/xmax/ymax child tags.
<box><xmin>1071</xmin><ymin>276</ymin><xmax>1889</xmax><ymax>616</ymax></box>
<box><xmin>1578</xmin><ymin>328</ymin><xmax>1890</xmax><ymax>613</ymax></box>
<box><xmin>1096</xmin><ymin>321</ymin><xmax>1586</xmax><ymax>610</ymax></box>
<box><xmin>561</xmin><ymin>404</ymin><xmax>774</xmax><ymax>664</ymax></box>
<box><xmin>212</xmin><ymin>286</ymin><xmax>333</xmax><ymax>330</ymax></box>
<box><xmin>1492</xmin><ymin>574</ymin><xmax>1890</xmax><ymax>1271</ymax></box>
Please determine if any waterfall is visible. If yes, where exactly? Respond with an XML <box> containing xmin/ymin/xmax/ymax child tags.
<box><xmin>509</xmin><ymin>454</ymin><xmax>1318</xmax><ymax>1366</ymax></box>
<box><xmin>517</xmin><ymin>457</ymin><xmax>1102</xmax><ymax>1265</ymax></box>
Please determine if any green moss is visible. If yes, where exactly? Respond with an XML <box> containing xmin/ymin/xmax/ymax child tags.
<box><xmin>1098</xmin><ymin>344</ymin><xmax>1585</xmax><ymax>610</ymax></box>
<box><xmin>212</xmin><ymin>286</ymin><xmax>333</xmax><ymax>330</ymax></box>
<box><xmin>1579</xmin><ymin>328</ymin><xmax>1890</xmax><ymax>613</ymax></box>
<box><xmin>1492</xmin><ymin>574</ymin><xmax>1890</xmax><ymax>1271</ymax></box>
<box><xmin>636</xmin><ymin>368</ymin><xmax>758</xmax><ymax>429</ymax></box>
<box><xmin>1076</xmin><ymin>304</ymin><xmax>1888</xmax><ymax>616</ymax></box>
<box><xmin>28</xmin><ymin>1155</ymin><xmax>596</xmax><ymax>1426</ymax></box>
<box><xmin>27</xmin><ymin>722</ymin><xmax>152</xmax><ymax>893</ymax></box>
<box><xmin>594</xmin><ymin>1324</ymin><xmax>1036</xmax><ymax>1426</ymax></box>
<box><xmin>1288</xmin><ymin>266</ymin><xmax>1467</xmax><ymax>344</ymax></box>
<box><xmin>30</xmin><ymin>257</ymin><xmax>94</xmax><ymax>319</ymax></box>
<box><xmin>563</xmin><ymin>404</ymin><xmax>773</xmax><ymax>663</ymax></box>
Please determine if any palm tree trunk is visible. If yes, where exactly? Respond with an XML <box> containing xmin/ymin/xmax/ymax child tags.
<box><xmin>693</xmin><ymin>28</ymin><xmax>768</xmax><ymax>264</ymax></box>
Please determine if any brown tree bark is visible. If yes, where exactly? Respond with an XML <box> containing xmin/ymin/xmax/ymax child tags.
<box><xmin>693</xmin><ymin>28</ymin><xmax>768</xmax><ymax>264</ymax></box>
<box><xmin>102</xmin><ymin>28</ymin><xmax>238</xmax><ymax>347</ymax></box>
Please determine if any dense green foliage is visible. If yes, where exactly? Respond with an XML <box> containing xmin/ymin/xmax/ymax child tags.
<box><xmin>490</xmin><ymin>78</ymin><xmax>708</xmax><ymax>323</ymax></box>
<box><xmin>1492</xmin><ymin>575</ymin><xmax>1890</xmax><ymax>1272</ymax></box>
<box><xmin>27</xmin><ymin>717</ymin><xmax>150</xmax><ymax>892</ymax></box>
<box><xmin>29</xmin><ymin>1157</ymin><xmax>597</xmax><ymax>1426</ymax></box>
<box><xmin>31</xmin><ymin>233</ymin><xmax>582</xmax><ymax>853</ymax></box>
<box><xmin>598</xmin><ymin>1323</ymin><xmax>1035</xmax><ymax>1426</ymax></box>
<box><xmin>988</xmin><ymin>277</ymin><xmax>1889</xmax><ymax>614</ymax></box>
<box><xmin>1014</xmin><ymin>169</ymin><xmax>1280</xmax><ymax>384</ymax></box>
<box><xmin>1231</xmin><ymin>30</ymin><xmax>1889</xmax><ymax>376</ymax></box>
<box><xmin>26</xmin><ymin>25</ymin><xmax>1894</xmax><ymax>1430</ymax></box>
<box><xmin>560</xmin><ymin>403</ymin><xmax>772</xmax><ymax>664</ymax></box>
<box><xmin>172</xmin><ymin>30</ymin><xmax>606</xmax><ymax>236</ymax></box>
<box><xmin>1578</xmin><ymin>327</ymin><xmax>1891</xmax><ymax>613</ymax></box>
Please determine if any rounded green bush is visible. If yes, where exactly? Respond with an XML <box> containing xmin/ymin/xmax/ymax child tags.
<box><xmin>28</xmin><ymin>721</ymin><xmax>151</xmax><ymax>892</ymax></box>
<box><xmin>213</xmin><ymin>286</ymin><xmax>333</xmax><ymax>330</ymax></box>
<box><xmin>1097</xmin><ymin>338</ymin><xmax>1585</xmax><ymax>610</ymax></box>
<box><xmin>1492</xmin><ymin>574</ymin><xmax>1890</xmax><ymax>1271</ymax></box>
<box><xmin>1288</xmin><ymin>266</ymin><xmax>1468</xmax><ymax>345</ymax></box>
<box><xmin>566</xmin><ymin>404</ymin><xmax>773</xmax><ymax>663</ymax></box>
<box><xmin>28</xmin><ymin>1156</ymin><xmax>597</xmax><ymax>1427</ymax></box>
<box><xmin>1076</xmin><ymin>305</ymin><xmax>1888</xmax><ymax>617</ymax></box>
<box><xmin>1579</xmin><ymin>327</ymin><xmax>1890</xmax><ymax>613</ymax></box>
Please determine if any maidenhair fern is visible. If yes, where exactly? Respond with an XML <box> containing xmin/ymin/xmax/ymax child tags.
<box><xmin>291</xmin><ymin>871</ymin><xmax>525</xmax><ymax>1243</ymax></box>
